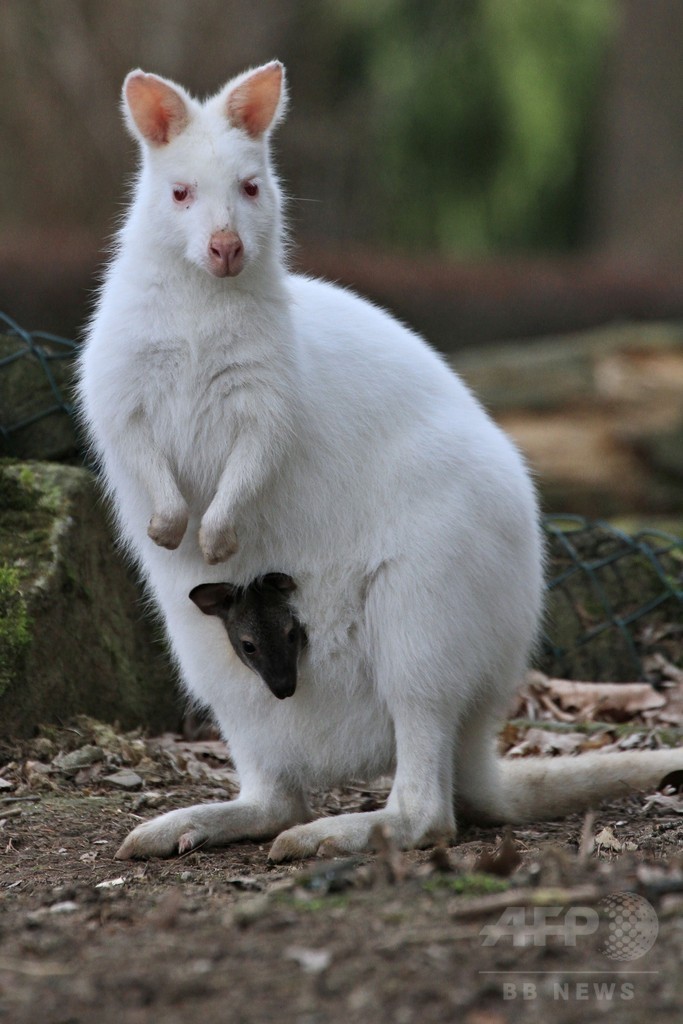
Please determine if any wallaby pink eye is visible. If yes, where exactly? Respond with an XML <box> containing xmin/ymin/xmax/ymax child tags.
<box><xmin>173</xmin><ymin>184</ymin><xmax>190</xmax><ymax>204</ymax></box>
<box><xmin>242</xmin><ymin>180</ymin><xmax>259</xmax><ymax>198</ymax></box>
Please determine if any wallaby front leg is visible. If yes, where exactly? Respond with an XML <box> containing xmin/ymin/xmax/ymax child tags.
<box><xmin>123</xmin><ymin>415</ymin><xmax>189</xmax><ymax>550</ymax></box>
<box><xmin>199</xmin><ymin>425</ymin><xmax>275</xmax><ymax>564</ymax></box>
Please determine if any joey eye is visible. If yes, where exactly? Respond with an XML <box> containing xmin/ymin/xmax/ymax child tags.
<box><xmin>242</xmin><ymin>180</ymin><xmax>259</xmax><ymax>198</ymax></box>
<box><xmin>241</xmin><ymin>640</ymin><xmax>257</xmax><ymax>655</ymax></box>
<box><xmin>172</xmin><ymin>184</ymin><xmax>191</xmax><ymax>204</ymax></box>
<box><xmin>287</xmin><ymin>628</ymin><xmax>297</xmax><ymax>644</ymax></box>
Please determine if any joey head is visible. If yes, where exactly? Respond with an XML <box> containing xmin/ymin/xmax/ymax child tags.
<box><xmin>189</xmin><ymin>573</ymin><xmax>306</xmax><ymax>700</ymax></box>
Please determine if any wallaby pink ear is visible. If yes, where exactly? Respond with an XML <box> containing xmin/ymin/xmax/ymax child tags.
<box><xmin>123</xmin><ymin>70</ymin><xmax>190</xmax><ymax>146</ymax></box>
<box><xmin>189</xmin><ymin>583</ymin><xmax>238</xmax><ymax>615</ymax></box>
<box><xmin>225</xmin><ymin>62</ymin><xmax>286</xmax><ymax>139</ymax></box>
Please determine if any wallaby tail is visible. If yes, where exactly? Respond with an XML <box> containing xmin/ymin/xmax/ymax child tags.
<box><xmin>461</xmin><ymin>748</ymin><xmax>683</xmax><ymax>825</ymax></box>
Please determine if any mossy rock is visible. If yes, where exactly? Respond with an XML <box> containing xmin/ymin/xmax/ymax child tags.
<box><xmin>0</xmin><ymin>333</ymin><xmax>78</xmax><ymax>460</ymax></box>
<box><xmin>0</xmin><ymin>460</ymin><xmax>182</xmax><ymax>737</ymax></box>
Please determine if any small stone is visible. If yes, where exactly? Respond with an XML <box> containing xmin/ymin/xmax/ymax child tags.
<box><xmin>53</xmin><ymin>746</ymin><xmax>105</xmax><ymax>775</ymax></box>
<box><xmin>103</xmin><ymin>769</ymin><xmax>144</xmax><ymax>790</ymax></box>
<box><xmin>131</xmin><ymin>790</ymin><xmax>164</xmax><ymax>811</ymax></box>
<box><xmin>49</xmin><ymin>901</ymin><xmax>79</xmax><ymax>914</ymax></box>
<box><xmin>31</xmin><ymin>737</ymin><xmax>57</xmax><ymax>760</ymax></box>
<box><xmin>285</xmin><ymin>946</ymin><xmax>332</xmax><ymax>974</ymax></box>
<box><xmin>228</xmin><ymin>894</ymin><xmax>270</xmax><ymax>926</ymax></box>
<box><xmin>225</xmin><ymin>876</ymin><xmax>263</xmax><ymax>891</ymax></box>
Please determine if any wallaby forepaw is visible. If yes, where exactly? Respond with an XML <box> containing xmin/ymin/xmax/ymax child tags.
<box><xmin>198</xmin><ymin>522</ymin><xmax>239</xmax><ymax>564</ymax></box>
<box><xmin>148</xmin><ymin>511</ymin><xmax>188</xmax><ymax>550</ymax></box>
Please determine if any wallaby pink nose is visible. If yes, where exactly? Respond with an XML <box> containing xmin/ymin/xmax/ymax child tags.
<box><xmin>208</xmin><ymin>230</ymin><xmax>244</xmax><ymax>277</ymax></box>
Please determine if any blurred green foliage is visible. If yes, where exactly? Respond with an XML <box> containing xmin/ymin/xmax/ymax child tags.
<box><xmin>321</xmin><ymin>0</ymin><xmax>615</xmax><ymax>254</ymax></box>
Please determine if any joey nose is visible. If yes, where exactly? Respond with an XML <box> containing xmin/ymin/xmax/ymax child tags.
<box><xmin>208</xmin><ymin>230</ymin><xmax>244</xmax><ymax>277</ymax></box>
<box><xmin>267</xmin><ymin>676</ymin><xmax>297</xmax><ymax>700</ymax></box>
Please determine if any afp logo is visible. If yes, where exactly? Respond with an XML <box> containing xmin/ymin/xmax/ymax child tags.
<box><xmin>480</xmin><ymin>892</ymin><xmax>658</xmax><ymax>961</ymax></box>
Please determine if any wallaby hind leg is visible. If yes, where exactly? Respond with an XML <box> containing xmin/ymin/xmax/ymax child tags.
<box><xmin>455</xmin><ymin>703</ymin><xmax>510</xmax><ymax>824</ymax></box>
<box><xmin>116</xmin><ymin>779</ymin><xmax>312</xmax><ymax>859</ymax></box>
<box><xmin>269</xmin><ymin>561</ymin><xmax>464</xmax><ymax>861</ymax></box>
<box><xmin>268</xmin><ymin>700</ymin><xmax>457</xmax><ymax>861</ymax></box>
<box><xmin>115</xmin><ymin>604</ymin><xmax>313</xmax><ymax>860</ymax></box>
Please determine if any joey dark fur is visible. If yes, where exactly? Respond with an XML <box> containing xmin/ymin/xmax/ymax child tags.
<box><xmin>189</xmin><ymin>573</ymin><xmax>307</xmax><ymax>700</ymax></box>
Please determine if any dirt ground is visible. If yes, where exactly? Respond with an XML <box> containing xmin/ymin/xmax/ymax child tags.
<box><xmin>0</xmin><ymin>711</ymin><xmax>681</xmax><ymax>1024</ymax></box>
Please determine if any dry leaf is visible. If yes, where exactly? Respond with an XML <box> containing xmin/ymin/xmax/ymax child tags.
<box><xmin>506</xmin><ymin>727</ymin><xmax>588</xmax><ymax>757</ymax></box>
<box><xmin>642</xmin><ymin>789</ymin><xmax>683</xmax><ymax>814</ymax></box>
<box><xmin>594</xmin><ymin>825</ymin><xmax>622</xmax><ymax>852</ymax></box>
<box><xmin>540</xmin><ymin>677</ymin><xmax>665</xmax><ymax>720</ymax></box>
<box><xmin>370</xmin><ymin>823</ymin><xmax>408</xmax><ymax>883</ymax></box>
<box><xmin>643</xmin><ymin>653</ymin><xmax>683</xmax><ymax>687</ymax></box>
<box><xmin>475</xmin><ymin>831</ymin><xmax>521</xmax><ymax>877</ymax></box>
<box><xmin>429</xmin><ymin>845</ymin><xmax>453</xmax><ymax>873</ymax></box>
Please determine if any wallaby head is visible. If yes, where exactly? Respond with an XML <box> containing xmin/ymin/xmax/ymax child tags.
<box><xmin>122</xmin><ymin>62</ymin><xmax>287</xmax><ymax>279</ymax></box>
<box><xmin>189</xmin><ymin>573</ymin><xmax>306</xmax><ymax>700</ymax></box>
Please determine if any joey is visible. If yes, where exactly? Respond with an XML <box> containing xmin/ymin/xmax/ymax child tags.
<box><xmin>189</xmin><ymin>573</ymin><xmax>306</xmax><ymax>700</ymax></box>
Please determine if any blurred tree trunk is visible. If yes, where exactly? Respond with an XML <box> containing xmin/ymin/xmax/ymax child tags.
<box><xmin>590</xmin><ymin>0</ymin><xmax>683</xmax><ymax>264</ymax></box>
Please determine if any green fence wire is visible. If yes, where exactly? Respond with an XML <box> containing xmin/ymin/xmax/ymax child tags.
<box><xmin>0</xmin><ymin>310</ymin><xmax>78</xmax><ymax>459</ymax></box>
<box><xmin>1</xmin><ymin>314</ymin><xmax>682</xmax><ymax>681</ymax></box>
<box><xmin>538</xmin><ymin>516</ymin><xmax>682</xmax><ymax>681</ymax></box>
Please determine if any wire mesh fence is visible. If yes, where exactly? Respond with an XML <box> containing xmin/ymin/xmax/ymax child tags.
<box><xmin>1</xmin><ymin>313</ymin><xmax>682</xmax><ymax>681</ymax></box>
<box><xmin>538</xmin><ymin>515</ymin><xmax>682</xmax><ymax>681</ymax></box>
<box><xmin>0</xmin><ymin>310</ymin><xmax>78</xmax><ymax>460</ymax></box>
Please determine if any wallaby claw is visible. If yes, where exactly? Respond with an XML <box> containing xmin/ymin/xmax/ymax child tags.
<box><xmin>178</xmin><ymin>829</ymin><xmax>205</xmax><ymax>855</ymax></box>
<box><xmin>198</xmin><ymin>522</ymin><xmax>239</xmax><ymax>564</ymax></box>
<box><xmin>148</xmin><ymin>511</ymin><xmax>188</xmax><ymax>550</ymax></box>
<box><xmin>268</xmin><ymin>827</ymin><xmax>321</xmax><ymax>863</ymax></box>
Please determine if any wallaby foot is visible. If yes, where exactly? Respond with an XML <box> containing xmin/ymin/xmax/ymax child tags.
<box><xmin>115</xmin><ymin>795</ymin><xmax>310</xmax><ymax>859</ymax></box>
<box><xmin>268</xmin><ymin>809</ymin><xmax>455</xmax><ymax>863</ymax></box>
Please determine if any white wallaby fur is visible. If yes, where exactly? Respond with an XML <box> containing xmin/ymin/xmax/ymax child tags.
<box><xmin>78</xmin><ymin>63</ymin><xmax>682</xmax><ymax>861</ymax></box>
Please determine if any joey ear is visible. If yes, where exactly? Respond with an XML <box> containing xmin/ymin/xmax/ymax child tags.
<box><xmin>189</xmin><ymin>582</ymin><xmax>238</xmax><ymax>615</ymax></box>
<box><xmin>262</xmin><ymin>573</ymin><xmax>297</xmax><ymax>594</ymax></box>
<box><xmin>123</xmin><ymin>70</ymin><xmax>191</xmax><ymax>146</ymax></box>
<box><xmin>224</xmin><ymin>61</ymin><xmax>287</xmax><ymax>139</ymax></box>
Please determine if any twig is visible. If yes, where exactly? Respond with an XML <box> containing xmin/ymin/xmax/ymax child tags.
<box><xmin>577</xmin><ymin>810</ymin><xmax>596</xmax><ymax>865</ymax></box>
<box><xmin>449</xmin><ymin>884</ymin><xmax>602</xmax><ymax>919</ymax></box>
<box><xmin>0</xmin><ymin>957</ymin><xmax>74</xmax><ymax>977</ymax></box>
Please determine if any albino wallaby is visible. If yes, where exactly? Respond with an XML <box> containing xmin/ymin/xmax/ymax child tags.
<box><xmin>189</xmin><ymin>573</ymin><xmax>306</xmax><ymax>700</ymax></box>
<box><xmin>78</xmin><ymin>62</ymin><xmax>681</xmax><ymax>862</ymax></box>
